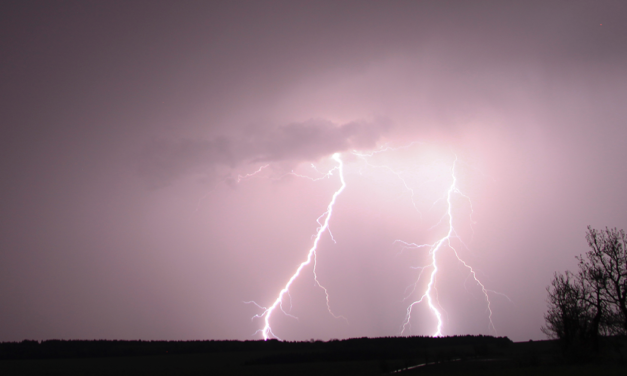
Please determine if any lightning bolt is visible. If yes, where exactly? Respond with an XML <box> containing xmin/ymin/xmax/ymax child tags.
<box><xmin>236</xmin><ymin>164</ymin><xmax>270</xmax><ymax>183</ymax></box>
<box><xmin>398</xmin><ymin>157</ymin><xmax>496</xmax><ymax>337</ymax></box>
<box><xmin>353</xmin><ymin>145</ymin><xmax>501</xmax><ymax>337</ymax></box>
<box><xmin>250</xmin><ymin>153</ymin><xmax>347</xmax><ymax>340</ymax></box>
<box><xmin>236</xmin><ymin>144</ymin><xmax>504</xmax><ymax>339</ymax></box>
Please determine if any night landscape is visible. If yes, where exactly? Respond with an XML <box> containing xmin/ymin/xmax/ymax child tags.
<box><xmin>1</xmin><ymin>1</ymin><xmax>626</xmax><ymax>375</ymax></box>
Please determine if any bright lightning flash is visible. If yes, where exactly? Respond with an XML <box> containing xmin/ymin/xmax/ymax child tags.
<box><xmin>236</xmin><ymin>145</ymin><xmax>503</xmax><ymax>339</ymax></box>
<box><xmin>250</xmin><ymin>153</ymin><xmax>347</xmax><ymax>340</ymax></box>
<box><xmin>396</xmin><ymin>157</ymin><xmax>496</xmax><ymax>337</ymax></box>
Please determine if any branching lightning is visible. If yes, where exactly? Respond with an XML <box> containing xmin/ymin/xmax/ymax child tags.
<box><xmin>354</xmin><ymin>146</ymin><xmax>502</xmax><ymax>337</ymax></box>
<box><xmin>249</xmin><ymin>153</ymin><xmax>347</xmax><ymax>340</ymax></box>
<box><xmin>396</xmin><ymin>158</ymin><xmax>495</xmax><ymax>336</ymax></box>
<box><xmin>236</xmin><ymin>164</ymin><xmax>270</xmax><ymax>183</ymax></box>
<box><xmin>230</xmin><ymin>143</ymin><xmax>505</xmax><ymax>339</ymax></box>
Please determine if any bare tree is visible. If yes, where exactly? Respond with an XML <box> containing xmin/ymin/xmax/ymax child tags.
<box><xmin>576</xmin><ymin>253</ymin><xmax>609</xmax><ymax>351</ymax></box>
<box><xmin>543</xmin><ymin>226</ymin><xmax>627</xmax><ymax>353</ymax></box>
<box><xmin>542</xmin><ymin>271</ymin><xmax>591</xmax><ymax>344</ymax></box>
<box><xmin>582</xmin><ymin>226</ymin><xmax>627</xmax><ymax>334</ymax></box>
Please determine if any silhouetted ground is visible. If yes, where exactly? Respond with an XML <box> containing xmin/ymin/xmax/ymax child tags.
<box><xmin>0</xmin><ymin>336</ymin><xmax>625</xmax><ymax>375</ymax></box>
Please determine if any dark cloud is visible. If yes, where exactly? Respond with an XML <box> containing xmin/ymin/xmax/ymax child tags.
<box><xmin>137</xmin><ymin>118</ymin><xmax>389</xmax><ymax>187</ymax></box>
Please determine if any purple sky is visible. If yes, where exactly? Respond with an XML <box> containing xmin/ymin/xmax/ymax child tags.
<box><xmin>1</xmin><ymin>1</ymin><xmax>626</xmax><ymax>342</ymax></box>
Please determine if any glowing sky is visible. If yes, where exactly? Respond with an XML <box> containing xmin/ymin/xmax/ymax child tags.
<box><xmin>1</xmin><ymin>1</ymin><xmax>626</xmax><ymax>342</ymax></box>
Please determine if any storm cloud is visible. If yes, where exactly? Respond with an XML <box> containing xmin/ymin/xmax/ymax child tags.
<box><xmin>137</xmin><ymin>118</ymin><xmax>389</xmax><ymax>187</ymax></box>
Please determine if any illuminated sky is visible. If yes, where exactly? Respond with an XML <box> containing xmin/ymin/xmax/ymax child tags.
<box><xmin>1</xmin><ymin>1</ymin><xmax>626</xmax><ymax>342</ymax></box>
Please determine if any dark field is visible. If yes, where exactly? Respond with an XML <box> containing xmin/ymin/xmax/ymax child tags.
<box><xmin>0</xmin><ymin>336</ymin><xmax>625</xmax><ymax>375</ymax></box>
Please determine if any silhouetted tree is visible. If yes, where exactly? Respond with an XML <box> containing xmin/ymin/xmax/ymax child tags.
<box><xmin>582</xmin><ymin>226</ymin><xmax>627</xmax><ymax>335</ymax></box>
<box><xmin>542</xmin><ymin>271</ymin><xmax>591</xmax><ymax>345</ymax></box>
<box><xmin>543</xmin><ymin>227</ymin><xmax>627</xmax><ymax>357</ymax></box>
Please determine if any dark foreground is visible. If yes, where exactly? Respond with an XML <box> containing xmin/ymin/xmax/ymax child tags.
<box><xmin>0</xmin><ymin>335</ymin><xmax>625</xmax><ymax>375</ymax></box>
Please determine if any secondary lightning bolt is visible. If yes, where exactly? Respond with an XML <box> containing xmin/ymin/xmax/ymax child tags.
<box><xmin>399</xmin><ymin>157</ymin><xmax>496</xmax><ymax>337</ymax></box>
<box><xmin>251</xmin><ymin>153</ymin><xmax>347</xmax><ymax>340</ymax></box>
<box><xmin>236</xmin><ymin>164</ymin><xmax>270</xmax><ymax>183</ymax></box>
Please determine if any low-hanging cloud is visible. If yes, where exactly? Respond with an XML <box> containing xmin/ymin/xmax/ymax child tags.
<box><xmin>137</xmin><ymin>118</ymin><xmax>389</xmax><ymax>187</ymax></box>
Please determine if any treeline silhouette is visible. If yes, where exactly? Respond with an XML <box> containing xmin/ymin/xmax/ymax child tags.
<box><xmin>246</xmin><ymin>335</ymin><xmax>511</xmax><ymax>365</ymax></box>
<box><xmin>0</xmin><ymin>335</ymin><xmax>511</xmax><ymax>361</ymax></box>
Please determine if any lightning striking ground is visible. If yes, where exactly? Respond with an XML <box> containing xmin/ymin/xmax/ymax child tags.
<box><xmin>353</xmin><ymin>145</ymin><xmax>500</xmax><ymax>337</ymax></box>
<box><xmin>397</xmin><ymin>158</ymin><xmax>496</xmax><ymax>337</ymax></box>
<box><xmin>238</xmin><ymin>145</ymin><xmax>502</xmax><ymax>339</ymax></box>
<box><xmin>250</xmin><ymin>153</ymin><xmax>347</xmax><ymax>340</ymax></box>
